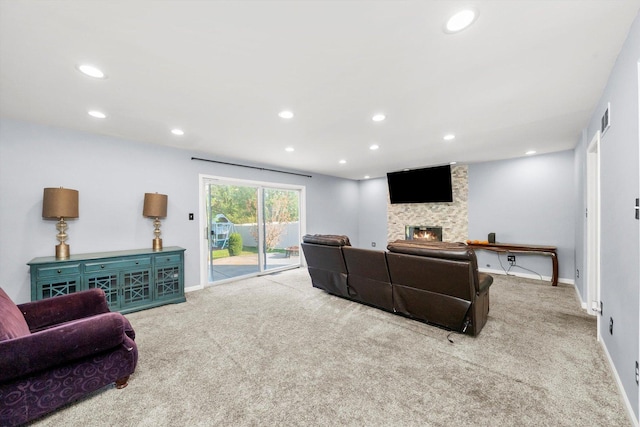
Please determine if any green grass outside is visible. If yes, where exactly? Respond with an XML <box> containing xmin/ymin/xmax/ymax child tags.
<box><xmin>212</xmin><ymin>246</ymin><xmax>286</xmax><ymax>259</ymax></box>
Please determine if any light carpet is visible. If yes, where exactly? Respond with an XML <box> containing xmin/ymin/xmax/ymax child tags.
<box><xmin>28</xmin><ymin>268</ymin><xmax>630</xmax><ymax>426</ymax></box>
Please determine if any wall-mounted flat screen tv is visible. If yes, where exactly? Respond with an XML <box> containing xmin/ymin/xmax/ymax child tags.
<box><xmin>387</xmin><ymin>165</ymin><xmax>453</xmax><ymax>204</ymax></box>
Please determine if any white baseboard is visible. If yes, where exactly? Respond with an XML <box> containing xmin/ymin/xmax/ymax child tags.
<box><xmin>565</xmin><ymin>279</ymin><xmax>589</xmax><ymax>310</ymax></box>
<box><xmin>185</xmin><ymin>284</ymin><xmax>204</xmax><ymax>293</ymax></box>
<box><xmin>478</xmin><ymin>267</ymin><xmax>575</xmax><ymax>285</ymax></box>
<box><xmin>599</xmin><ymin>338</ymin><xmax>639</xmax><ymax>427</ymax></box>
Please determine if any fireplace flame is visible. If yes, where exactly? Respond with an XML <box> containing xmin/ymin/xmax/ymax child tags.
<box><xmin>406</xmin><ymin>225</ymin><xmax>443</xmax><ymax>242</ymax></box>
<box><xmin>414</xmin><ymin>230</ymin><xmax>438</xmax><ymax>240</ymax></box>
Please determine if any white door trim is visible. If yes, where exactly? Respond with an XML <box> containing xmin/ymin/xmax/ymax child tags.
<box><xmin>586</xmin><ymin>131</ymin><xmax>601</xmax><ymax>327</ymax></box>
<box><xmin>637</xmin><ymin>61</ymin><xmax>640</xmax><ymax>421</ymax></box>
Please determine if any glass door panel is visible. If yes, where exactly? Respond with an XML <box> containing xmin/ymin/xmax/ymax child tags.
<box><xmin>262</xmin><ymin>188</ymin><xmax>301</xmax><ymax>271</ymax></box>
<box><xmin>206</xmin><ymin>181</ymin><xmax>259</xmax><ymax>283</ymax></box>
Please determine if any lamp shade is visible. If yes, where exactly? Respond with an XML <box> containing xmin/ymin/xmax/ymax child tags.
<box><xmin>42</xmin><ymin>188</ymin><xmax>79</xmax><ymax>219</ymax></box>
<box><xmin>143</xmin><ymin>193</ymin><xmax>168</xmax><ymax>218</ymax></box>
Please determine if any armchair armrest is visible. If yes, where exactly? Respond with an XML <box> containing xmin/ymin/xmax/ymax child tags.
<box><xmin>18</xmin><ymin>288</ymin><xmax>110</xmax><ymax>332</ymax></box>
<box><xmin>0</xmin><ymin>312</ymin><xmax>130</xmax><ymax>383</ymax></box>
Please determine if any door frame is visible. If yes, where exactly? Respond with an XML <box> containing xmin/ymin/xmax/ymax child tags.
<box><xmin>586</xmin><ymin>131</ymin><xmax>601</xmax><ymax>326</ymax></box>
<box><xmin>198</xmin><ymin>173</ymin><xmax>306</xmax><ymax>287</ymax></box>
<box><xmin>637</xmin><ymin>61</ymin><xmax>640</xmax><ymax>418</ymax></box>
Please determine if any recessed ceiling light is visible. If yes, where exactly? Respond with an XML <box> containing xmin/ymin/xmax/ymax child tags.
<box><xmin>526</xmin><ymin>150</ymin><xmax>536</xmax><ymax>155</ymax></box>
<box><xmin>369</xmin><ymin>144</ymin><xmax>379</xmax><ymax>150</ymax></box>
<box><xmin>443</xmin><ymin>134</ymin><xmax>455</xmax><ymax>141</ymax></box>
<box><xmin>88</xmin><ymin>110</ymin><xmax>106</xmax><ymax>119</ymax></box>
<box><xmin>279</xmin><ymin>110</ymin><xmax>294</xmax><ymax>119</ymax></box>
<box><xmin>77</xmin><ymin>64</ymin><xmax>106</xmax><ymax>79</ymax></box>
<box><xmin>285</xmin><ymin>147</ymin><xmax>294</xmax><ymax>152</ymax></box>
<box><xmin>171</xmin><ymin>128</ymin><xmax>185</xmax><ymax>136</ymax></box>
<box><xmin>372</xmin><ymin>114</ymin><xmax>386</xmax><ymax>122</ymax></box>
<box><xmin>364</xmin><ymin>175</ymin><xmax>370</xmax><ymax>179</ymax></box>
<box><xmin>445</xmin><ymin>9</ymin><xmax>478</xmax><ymax>33</ymax></box>
<box><xmin>339</xmin><ymin>159</ymin><xmax>347</xmax><ymax>164</ymax></box>
<box><xmin>450</xmin><ymin>161</ymin><xmax>457</xmax><ymax>165</ymax></box>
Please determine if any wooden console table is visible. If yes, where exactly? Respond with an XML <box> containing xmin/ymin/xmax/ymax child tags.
<box><xmin>466</xmin><ymin>242</ymin><xmax>558</xmax><ymax>286</ymax></box>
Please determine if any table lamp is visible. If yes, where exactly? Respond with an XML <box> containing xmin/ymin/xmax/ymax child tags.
<box><xmin>143</xmin><ymin>192</ymin><xmax>168</xmax><ymax>251</ymax></box>
<box><xmin>42</xmin><ymin>187</ymin><xmax>79</xmax><ymax>259</ymax></box>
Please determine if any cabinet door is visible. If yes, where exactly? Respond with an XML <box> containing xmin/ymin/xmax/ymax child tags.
<box><xmin>37</xmin><ymin>275</ymin><xmax>81</xmax><ymax>299</ymax></box>
<box><xmin>33</xmin><ymin>263</ymin><xmax>82</xmax><ymax>299</ymax></box>
<box><xmin>86</xmin><ymin>272</ymin><xmax>120</xmax><ymax>310</ymax></box>
<box><xmin>155</xmin><ymin>263</ymin><xmax>182</xmax><ymax>301</ymax></box>
<box><xmin>120</xmin><ymin>267</ymin><xmax>153</xmax><ymax>309</ymax></box>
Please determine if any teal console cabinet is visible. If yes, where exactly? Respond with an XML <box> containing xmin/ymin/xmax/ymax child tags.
<box><xmin>28</xmin><ymin>247</ymin><xmax>186</xmax><ymax>314</ymax></box>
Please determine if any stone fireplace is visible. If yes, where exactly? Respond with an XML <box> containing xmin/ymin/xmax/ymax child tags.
<box><xmin>387</xmin><ymin>165</ymin><xmax>468</xmax><ymax>243</ymax></box>
<box><xmin>405</xmin><ymin>226</ymin><xmax>443</xmax><ymax>242</ymax></box>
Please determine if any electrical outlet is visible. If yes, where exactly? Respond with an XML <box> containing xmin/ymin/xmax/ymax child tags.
<box><xmin>609</xmin><ymin>317</ymin><xmax>613</xmax><ymax>335</ymax></box>
<box><xmin>576</xmin><ymin>269</ymin><xmax>580</xmax><ymax>278</ymax></box>
<box><xmin>188</xmin><ymin>213</ymin><xmax>194</xmax><ymax>220</ymax></box>
<box><xmin>507</xmin><ymin>255</ymin><xmax>516</xmax><ymax>265</ymax></box>
<box><xmin>636</xmin><ymin>361</ymin><xmax>639</xmax><ymax>385</ymax></box>
<box><xmin>371</xmin><ymin>242</ymin><xmax>376</xmax><ymax>247</ymax></box>
<box><xmin>600</xmin><ymin>301</ymin><xmax>603</xmax><ymax>316</ymax></box>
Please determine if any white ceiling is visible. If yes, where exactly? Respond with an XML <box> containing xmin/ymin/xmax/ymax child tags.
<box><xmin>1</xmin><ymin>0</ymin><xmax>639</xmax><ymax>180</ymax></box>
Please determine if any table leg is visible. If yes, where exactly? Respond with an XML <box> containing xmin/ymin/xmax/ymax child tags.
<box><xmin>550</xmin><ymin>252</ymin><xmax>558</xmax><ymax>286</ymax></box>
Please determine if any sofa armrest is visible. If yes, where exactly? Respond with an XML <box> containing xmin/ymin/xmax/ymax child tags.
<box><xmin>477</xmin><ymin>272</ymin><xmax>493</xmax><ymax>294</ymax></box>
<box><xmin>302</xmin><ymin>234</ymin><xmax>351</xmax><ymax>246</ymax></box>
<box><xmin>0</xmin><ymin>312</ymin><xmax>130</xmax><ymax>382</ymax></box>
<box><xmin>387</xmin><ymin>241</ymin><xmax>474</xmax><ymax>261</ymax></box>
<box><xmin>18</xmin><ymin>288</ymin><xmax>110</xmax><ymax>332</ymax></box>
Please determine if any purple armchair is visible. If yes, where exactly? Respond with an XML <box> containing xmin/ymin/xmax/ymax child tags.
<box><xmin>0</xmin><ymin>287</ymin><xmax>138</xmax><ymax>426</ymax></box>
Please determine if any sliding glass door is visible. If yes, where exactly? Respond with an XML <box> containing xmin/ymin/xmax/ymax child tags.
<box><xmin>202</xmin><ymin>176</ymin><xmax>303</xmax><ymax>284</ymax></box>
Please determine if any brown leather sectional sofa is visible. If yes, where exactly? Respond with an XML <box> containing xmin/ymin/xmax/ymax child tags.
<box><xmin>301</xmin><ymin>234</ymin><xmax>493</xmax><ymax>336</ymax></box>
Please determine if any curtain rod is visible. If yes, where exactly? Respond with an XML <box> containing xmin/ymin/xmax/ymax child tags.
<box><xmin>191</xmin><ymin>157</ymin><xmax>312</xmax><ymax>178</ymax></box>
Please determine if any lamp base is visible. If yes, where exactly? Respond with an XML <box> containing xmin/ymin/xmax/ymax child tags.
<box><xmin>56</xmin><ymin>242</ymin><xmax>70</xmax><ymax>260</ymax></box>
<box><xmin>152</xmin><ymin>237</ymin><xmax>163</xmax><ymax>251</ymax></box>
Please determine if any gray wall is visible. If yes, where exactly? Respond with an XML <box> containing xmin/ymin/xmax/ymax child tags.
<box><xmin>575</xmin><ymin>12</ymin><xmax>639</xmax><ymax>419</ymax></box>
<box><xmin>357</xmin><ymin>177</ymin><xmax>388</xmax><ymax>250</ymax></box>
<box><xmin>0</xmin><ymin>118</ymin><xmax>359</xmax><ymax>303</ymax></box>
<box><xmin>304</xmin><ymin>173</ymin><xmax>360</xmax><ymax>242</ymax></box>
<box><xmin>468</xmin><ymin>151</ymin><xmax>576</xmax><ymax>283</ymax></box>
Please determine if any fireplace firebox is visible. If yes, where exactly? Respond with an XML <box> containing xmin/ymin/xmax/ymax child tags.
<box><xmin>405</xmin><ymin>226</ymin><xmax>443</xmax><ymax>242</ymax></box>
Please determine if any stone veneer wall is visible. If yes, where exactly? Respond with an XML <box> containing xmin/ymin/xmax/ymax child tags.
<box><xmin>387</xmin><ymin>165</ymin><xmax>468</xmax><ymax>243</ymax></box>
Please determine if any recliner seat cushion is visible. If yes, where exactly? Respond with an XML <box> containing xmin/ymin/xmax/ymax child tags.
<box><xmin>0</xmin><ymin>288</ymin><xmax>30</xmax><ymax>341</ymax></box>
